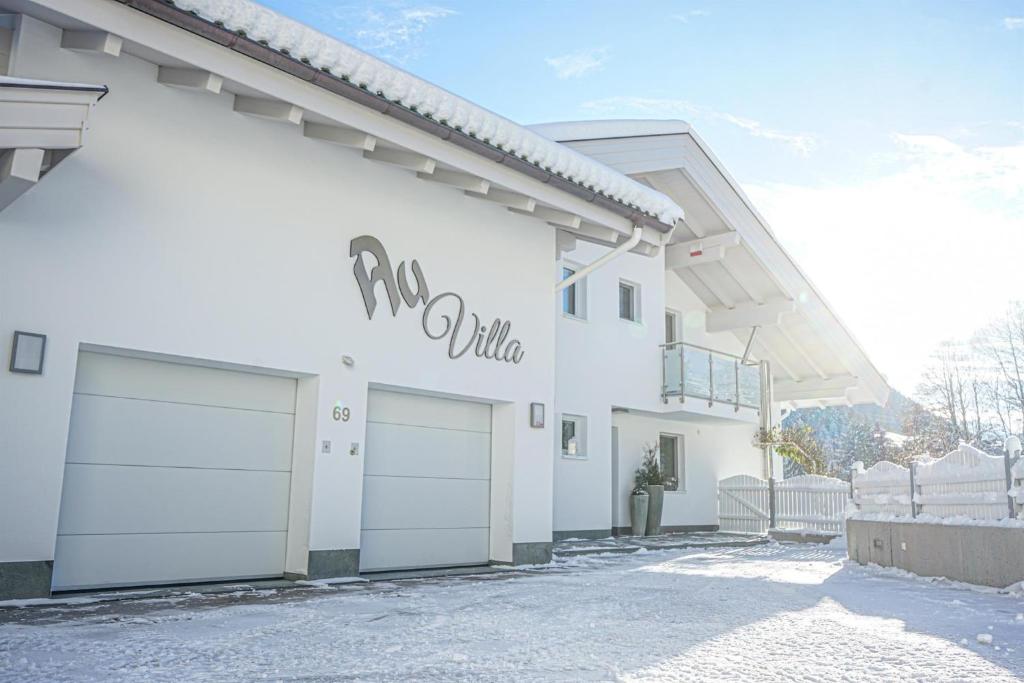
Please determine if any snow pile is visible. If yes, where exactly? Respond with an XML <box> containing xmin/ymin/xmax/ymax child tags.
<box><xmin>847</xmin><ymin>511</ymin><xmax>1024</xmax><ymax>528</ymax></box>
<box><xmin>168</xmin><ymin>0</ymin><xmax>684</xmax><ymax>225</ymax></box>
<box><xmin>915</xmin><ymin>443</ymin><xmax>1005</xmax><ymax>485</ymax></box>
<box><xmin>853</xmin><ymin>460</ymin><xmax>909</xmax><ymax>486</ymax></box>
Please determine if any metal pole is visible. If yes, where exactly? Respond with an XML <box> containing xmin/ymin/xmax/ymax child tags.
<box><xmin>661</xmin><ymin>345</ymin><xmax>668</xmax><ymax>404</ymax></box>
<box><xmin>909</xmin><ymin>461</ymin><xmax>918</xmax><ymax>518</ymax></box>
<box><xmin>1004</xmin><ymin>450</ymin><xmax>1015</xmax><ymax>520</ymax></box>
<box><xmin>759</xmin><ymin>360</ymin><xmax>774</xmax><ymax>481</ymax></box>
<box><xmin>679</xmin><ymin>344</ymin><xmax>685</xmax><ymax>404</ymax></box>
<box><xmin>1005</xmin><ymin>436</ymin><xmax>1021</xmax><ymax>519</ymax></box>
<box><xmin>768</xmin><ymin>476</ymin><xmax>777</xmax><ymax>530</ymax></box>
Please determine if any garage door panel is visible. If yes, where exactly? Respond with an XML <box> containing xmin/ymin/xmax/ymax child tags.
<box><xmin>67</xmin><ymin>394</ymin><xmax>295</xmax><ymax>471</ymax></box>
<box><xmin>359</xmin><ymin>528</ymin><xmax>489</xmax><ymax>573</ymax></box>
<box><xmin>368</xmin><ymin>390</ymin><xmax>490</xmax><ymax>432</ymax></box>
<box><xmin>361</xmin><ymin>389</ymin><xmax>492</xmax><ymax>572</ymax></box>
<box><xmin>54</xmin><ymin>352</ymin><xmax>296</xmax><ymax>591</ymax></box>
<box><xmin>52</xmin><ymin>531</ymin><xmax>287</xmax><ymax>591</ymax></box>
<box><xmin>74</xmin><ymin>351</ymin><xmax>296</xmax><ymax>413</ymax></box>
<box><xmin>56</xmin><ymin>464</ymin><xmax>290</xmax><ymax>535</ymax></box>
<box><xmin>361</xmin><ymin>476</ymin><xmax>489</xmax><ymax>530</ymax></box>
<box><xmin>363</xmin><ymin>422</ymin><xmax>490</xmax><ymax>479</ymax></box>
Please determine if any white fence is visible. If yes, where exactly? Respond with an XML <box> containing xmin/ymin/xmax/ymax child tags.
<box><xmin>774</xmin><ymin>475</ymin><xmax>849</xmax><ymax>534</ymax></box>
<box><xmin>718</xmin><ymin>475</ymin><xmax>770</xmax><ymax>533</ymax></box>
<box><xmin>850</xmin><ymin>461</ymin><xmax>913</xmax><ymax>516</ymax></box>
<box><xmin>852</xmin><ymin>443</ymin><xmax>1024</xmax><ymax>521</ymax></box>
<box><xmin>718</xmin><ymin>473</ymin><xmax>849</xmax><ymax>535</ymax></box>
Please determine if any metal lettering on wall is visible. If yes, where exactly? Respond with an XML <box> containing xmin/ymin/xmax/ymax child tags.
<box><xmin>350</xmin><ymin>236</ymin><xmax>525</xmax><ymax>364</ymax></box>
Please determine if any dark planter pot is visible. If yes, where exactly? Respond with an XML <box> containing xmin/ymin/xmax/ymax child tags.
<box><xmin>630</xmin><ymin>494</ymin><xmax>649</xmax><ymax>536</ymax></box>
<box><xmin>645</xmin><ymin>485</ymin><xmax>665</xmax><ymax>536</ymax></box>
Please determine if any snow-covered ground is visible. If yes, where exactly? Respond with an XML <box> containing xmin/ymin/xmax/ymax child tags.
<box><xmin>2</xmin><ymin>542</ymin><xmax>1023</xmax><ymax>682</ymax></box>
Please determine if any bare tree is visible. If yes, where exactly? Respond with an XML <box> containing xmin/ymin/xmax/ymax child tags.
<box><xmin>973</xmin><ymin>301</ymin><xmax>1024</xmax><ymax>441</ymax></box>
<box><xmin>916</xmin><ymin>341</ymin><xmax>982</xmax><ymax>444</ymax></box>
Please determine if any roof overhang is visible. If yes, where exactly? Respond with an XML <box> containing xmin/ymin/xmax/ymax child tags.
<box><xmin>0</xmin><ymin>75</ymin><xmax>106</xmax><ymax>212</ymax></box>
<box><xmin>535</xmin><ymin>120</ymin><xmax>891</xmax><ymax>408</ymax></box>
<box><xmin>4</xmin><ymin>0</ymin><xmax>680</xmax><ymax>253</ymax></box>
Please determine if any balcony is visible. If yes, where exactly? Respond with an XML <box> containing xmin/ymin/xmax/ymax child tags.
<box><xmin>661</xmin><ymin>342</ymin><xmax>763</xmax><ymax>411</ymax></box>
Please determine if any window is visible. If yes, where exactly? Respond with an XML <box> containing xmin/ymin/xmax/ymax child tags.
<box><xmin>561</xmin><ymin>414</ymin><xmax>587</xmax><ymax>458</ymax></box>
<box><xmin>665</xmin><ymin>310</ymin><xmax>678</xmax><ymax>344</ymax></box>
<box><xmin>561</xmin><ymin>266</ymin><xmax>586</xmax><ymax>319</ymax></box>
<box><xmin>619</xmin><ymin>281</ymin><xmax>640</xmax><ymax>322</ymax></box>
<box><xmin>659</xmin><ymin>434</ymin><xmax>684</xmax><ymax>491</ymax></box>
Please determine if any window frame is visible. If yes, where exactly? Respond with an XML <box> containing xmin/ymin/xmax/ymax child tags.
<box><xmin>560</xmin><ymin>263</ymin><xmax>587</xmax><ymax>321</ymax></box>
<box><xmin>665</xmin><ymin>309</ymin><xmax>680</xmax><ymax>344</ymax></box>
<box><xmin>618</xmin><ymin>279</ymin><xmax>641</xmax><ymax>323</ymax></box>
<box><xmin>560</xmin><ymin>414</ymin><xmax>588</xmax><ymax>459</ymax></box>
<box><xmin>659</xmin><ymin>433</ymin><xmax>685</xmax><ymax>492</ymax></box>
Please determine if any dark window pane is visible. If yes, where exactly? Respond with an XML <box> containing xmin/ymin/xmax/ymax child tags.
<box><xmin>561</xmin><ymin>419</ymin><xmax>576</xmax><ymax>452</ymax></box>
<box><xmin>619</xmin><ymin>284</ymin><xmax>634</xmax><ymax>320</ymax></box>
<box><xmin>660</xmin><ymin>435</ymin><xmax>678</xmax><ymax>490</ymax></box>
<box><xmin>562</xmin><ymin>268</ymin><xmax>576</xmax><ymax>315</ymax></box>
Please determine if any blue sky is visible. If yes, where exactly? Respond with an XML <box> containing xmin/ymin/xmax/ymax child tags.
<box><xmin>266</xmin><ymin>0</ymin><xmax>1023</xmax><ymax>395</ymax></box>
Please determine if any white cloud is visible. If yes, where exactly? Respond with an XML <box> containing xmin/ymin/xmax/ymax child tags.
<box><xmin>580</xmin><ymin>96</ymin><xmax>818</xmax><ymax>155</ymax></box>
<box><xmin>545</xmin><ymin>48</ymin><xmax>609</xmax><ymax>79</ymax></box>
<box><xmin>673</xmin><ymin>9</ymin><xmax>711</xmax><ymax>23</ymax></box>
<box><xmin>742</xmin><ymin>134</ymin><xmax>1024</xmax><ymax>393</ymax></box>
<box><xmin>348</xmin><ymin>4</ymin><xmax>456</xmax><ymax>61</ymax></box>
<box><xmin>717</xmin><ymin>113</ymin><xmax>817</xmax><ymax>156</ymax></box>
<box><xmin>1003</xmin><ymin>17</ymin><xmax>1024</xmax><ymax>30</ymax></box>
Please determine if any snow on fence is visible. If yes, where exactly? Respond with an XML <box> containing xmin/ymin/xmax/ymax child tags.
<box><xmin>852</xmin><ymin>443</ymin><xmax>1024</xmax><ymax>521</ymax></box>
<box><xmin>851</xmin><ymin>461</ymin><xmax>913</xmax><ymax>516</ymax></box>
<box><xmin>773</xmin><ymin>475</ymin><xmax>849</xmax><ymax>534</ymax></box>
<box><xmin>718</xmin><ymin>475</ymin><xmax>770</xmax><ymax>534</ymax></box>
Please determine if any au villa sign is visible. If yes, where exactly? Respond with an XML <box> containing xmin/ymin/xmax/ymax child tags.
<box><xmin>350</xmin><ymin>236</ymin><xmax>525</xmax><ymax>364</ymax></box>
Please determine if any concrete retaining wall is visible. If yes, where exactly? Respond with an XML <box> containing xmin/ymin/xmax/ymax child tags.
<box><xmin>847</xmin><ymin>519</ymin><xmax>1024</xmax><ymax>588</ymax></box>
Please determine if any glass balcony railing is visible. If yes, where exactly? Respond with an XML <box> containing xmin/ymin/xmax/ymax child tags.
<box><xmin>662</xmin><ymin>342</ymin><xmax>763</xmax><ymax>410</ymax></box>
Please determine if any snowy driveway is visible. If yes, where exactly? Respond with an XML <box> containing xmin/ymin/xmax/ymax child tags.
<box><xmin>2</xmin><ymin>542</ymin><xmax>1024</xmax><ymax>682</ymax></box>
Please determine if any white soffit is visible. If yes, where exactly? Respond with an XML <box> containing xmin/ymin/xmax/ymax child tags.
<box><xmin>538</xmin><ymin>119</ymin><xmax>890</xmax><ymax>407</ymax></box>
<box><xmin>0</xmin><ymin>76</ymin><xmax>105</xmax><ymax>212</ymax></box>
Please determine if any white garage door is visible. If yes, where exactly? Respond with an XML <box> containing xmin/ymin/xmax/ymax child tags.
<box><xmin>360</xmin><ymin>390</ymin><xmax>491</xmax><ymax>572</ymax></box>
<box><xmin>52</xmin><ymin>351</ymin><xmax>296</xmax><ymax>591</ymax></box>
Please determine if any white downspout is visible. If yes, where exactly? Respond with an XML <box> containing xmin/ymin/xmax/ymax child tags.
<box><xmin>555</xmin><ymin>225</ymin><xmax>644</xmax><ymax>292</ymax></box>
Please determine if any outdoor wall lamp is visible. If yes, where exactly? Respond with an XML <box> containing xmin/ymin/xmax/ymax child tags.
<box><xmin>9</xmin><ymin>331</ymin><xmax>46</xmax><ymax>375</ymax></box>
<box><xmin>530</xmin><ymin>402</ymin><xmax>545</xmax><ymax>428</ymax></box>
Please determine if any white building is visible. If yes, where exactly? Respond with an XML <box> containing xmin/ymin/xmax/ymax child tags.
<box><xmin>0</xmin><ymin>0</ymin><xmax>888</xmax><ymax>600</ymax></box>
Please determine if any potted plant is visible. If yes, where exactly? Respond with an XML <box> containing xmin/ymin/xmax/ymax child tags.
<box><xmin>635</xmin><ymin>443</ymin><xmax>665</xmax><ymax>536</ymax></box>
<box><xmin>629</xmin><ymin>484</ymin><xmax>649</xmax><ymax>536</ymax></box>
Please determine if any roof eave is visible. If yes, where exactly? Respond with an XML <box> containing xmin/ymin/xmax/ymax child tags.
<box><xmin>117</xmin><ymin>0</ymin><xmax>676</xmax><ymax>234</ymax></box>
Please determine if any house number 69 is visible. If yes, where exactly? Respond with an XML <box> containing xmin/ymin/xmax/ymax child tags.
<box><xmin>332</xmin><ymin>405</ymin><xmax>351</xmax><ymax>422</ymax></box>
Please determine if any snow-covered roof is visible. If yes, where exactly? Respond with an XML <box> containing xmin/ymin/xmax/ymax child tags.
<box><xmin>169</xmin><ymin>0</ymin><xmax>683</xmax><ymax>226</ymax></box>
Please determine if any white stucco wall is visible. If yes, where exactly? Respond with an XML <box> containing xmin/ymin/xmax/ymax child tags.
<box><xmin>0</xmin><ymin>18</ymin><xmax>556</xmax><ymax>568</ymax></box>
<box><xmin>611</xmin><ymin>413</ymin><xmax>761</xmax><ymax>530</ymax></box>
<box><xmin>553</xmin><ymin>239</ymin><xmax>764</xmax><ymax>535</ymax></box>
